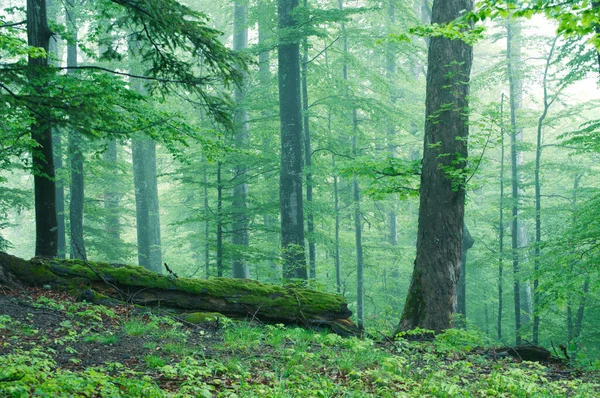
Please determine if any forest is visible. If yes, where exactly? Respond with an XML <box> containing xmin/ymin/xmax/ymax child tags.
<box><xmin>1</xmin><ymin>0</ymin><xmax>599</xmax><ymax>396</ymax></box>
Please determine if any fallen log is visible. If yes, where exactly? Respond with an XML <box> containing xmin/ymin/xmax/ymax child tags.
<box><xmin>0</xmin><ymin>252</ymin><xmax>360</xmax><ymax>336</ymax></box>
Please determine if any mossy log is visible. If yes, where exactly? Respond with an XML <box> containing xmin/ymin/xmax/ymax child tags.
<box><xmin>0</xmin><ymin>252</ymin><xmax>359</xmax><ymax>336</ymax></box>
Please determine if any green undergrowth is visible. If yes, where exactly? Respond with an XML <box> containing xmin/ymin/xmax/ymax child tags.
<box><xmin>0</xmin><ymin>290</ymin><xmax>598</xmax><ymax>397</ymax></box>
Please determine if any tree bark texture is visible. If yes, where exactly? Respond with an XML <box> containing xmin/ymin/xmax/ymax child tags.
<box><xmin>28</xmin><ymin>0</ymin><xmax>58</xmax><ymax>258</ymax></box>
<box><xmin>0</xmin><ymin>252</ymin><xmax>359</xmax><ymax>336</ymax></box>
<box><xmin>397</xmin><ymin>0</ymin><xmax>473</xmax><ymax>334</ymax></box>
<box><xmin>278</xmin><ymin>0</ymin><xmax>307</xmax><ymax>280</ymax></box>
<box><xmin>231</xmin><ymin>1</ymin><xmax>250</xmax><ymax>279</ymax></box>
<box><xmin>457</xmin><ymin>223</ymin><xmax>474</xmax><ymax>323</ymax></box>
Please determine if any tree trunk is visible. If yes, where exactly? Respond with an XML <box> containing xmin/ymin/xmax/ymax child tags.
<box><xmin>339</xmin><ymin>0</ymin><xmax>364</xmax><ymax>328</ymax></box>
<box><xmin>397</xmin><ymin>0</ymin><xmax>473</xmax><ymax>334</ymax></box>
<box><xmin>386</xmin><ymin>0</ymin><xmax>398</xmax><ymax>247</ymax></box>
<box><xmin>48</xmin><ymin>0</ymin><xmax>65</xmax><ymax>259</ymax></box>
<box><xmin>457</xmin><ymin>223</ymin><xmax>474</xmax><ymax>324</ymax></box>
<box><xmin>103</xmin><ymin>140</ymin><xmax>121</xmax><ymax>263</ymax></box>
<box><xmin>507</xmin><ymin>17</ymin><xmax>523</xmax><ymax>345</ymax></box>
<box><xmin>333</xmin><ymin>153</ymin><xmax>342</xmax><ymax>294</ymax></box>
<box><xmin>129</xmin><ymin>39</ymin><xmax>162</xmax><ymax>274</ymax></box>
<box><xmin>65</xmin><ymin>3</ymin><xmax>86</xmax><ymax>260</ymax></box>
<box><xmin>301</xmin><ymin>0</ymin><xmax>316</xmax><ymax>280</ymax></box>
<box><xmin>231</xmin><ymin>0</ymin><xmax>250</xmax><ymax>279</ymax></box>
<box><xmin>533</xmin><ymin>37</ymin><xmax>557</xmax><ymax>345</ymax></box>
<box><xmin>498</xmin><ymin>93</ymin><xmax>506</xmax><ymax>341</ymax></box>
<box><xmin>53</xmin><ymin>132</ymin><xmax>66</xmax><ymax>259</ymax></box>
<box><xmin>69</xmin><ymin>130</ymin><xmax>86</xmax><ymax>260</ymax></box>
<box><xmin>278</xmin><ymin>0</ymin><xmax>307</xmax><ymax>280</ymax></box>
<box><xmin>28</xmin><ymin>0</ymin><xmax>58</xmax><ymax>258</ymax></box>
<box><xmin>0</xmin><ymin>252</ymin><xmax>359</xmax><ymax>336</ymax></box>
<box><xmin>203</xmin><ymin>163</ymin><xmax>210</xmax><ymax>279</ymax></box>
<box><xmin>217</xmin><ymin>162</ymin><xmax>223</xmax><ymax>277</ymax></box>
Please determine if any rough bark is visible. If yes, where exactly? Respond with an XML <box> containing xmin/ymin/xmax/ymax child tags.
<box><xmin>397</xmin><ymin>0</ymin><xmax>473</xmax><ymax>334</ymax></box>
<box><xmin>231</xmin><ymin>0</ymin><xmax>250</xmax><ymax>279</ymax></box>
<box><xmin>0</xmin><ymin>252</ymin><xmax>359</xmax><ymax>336</ymax></box>
<box><xmin>457</xmin><ymin>223</ymin><xmax>474</xmax><ymax>323</ymax></box>
<box><xmin>278</xmin><ymin>0</ymin><xmax>307</xmax><ymax>280</ymax></box>
<box><xmin>28</xmin><ymin>0</ymin><xmax>58</xmax><ymax>258</ymax></box>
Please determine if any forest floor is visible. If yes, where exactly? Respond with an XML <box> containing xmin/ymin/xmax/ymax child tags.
<box><xmin>0</xmin><ymin>285</ymin><xmax>598</xmax><ymax>397</ymax></box>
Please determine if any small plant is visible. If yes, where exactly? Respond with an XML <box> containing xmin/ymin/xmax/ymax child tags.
<box><xmin>84</xmin><ymin>333</ymin><xmax>119</xmax><ymax>345</ymax></box>
<box><xmin>144</xmin><ymin>354</ymin><xmax>167</xmax><ymax>369</ymax></box>
<box><xmin>122</xmin><ymin>317</ymin><xmax>158</xmax><ymax>336</ymax></box>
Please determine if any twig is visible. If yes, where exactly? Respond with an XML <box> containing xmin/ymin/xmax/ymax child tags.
<box><xmin>249</xmin><ymin>305</ymin><xmax>262</xmax><ymax>323</ymax></box>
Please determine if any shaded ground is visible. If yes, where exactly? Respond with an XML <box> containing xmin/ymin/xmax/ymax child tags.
<box><xmin>1</xmin><ymin>284</ymin><xmax>598</xmax><ymax>397</ymax></box>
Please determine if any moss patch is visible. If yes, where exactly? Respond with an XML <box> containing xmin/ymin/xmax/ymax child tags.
<box><xmin>180</xmin><ymin>312</ymin><xmax>225</xmax><ymax>324</ymax></box>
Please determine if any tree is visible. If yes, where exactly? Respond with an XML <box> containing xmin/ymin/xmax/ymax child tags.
<box><xmin>278</xmin><ymin>0</ymin><xmax>307</xmax><ymax>280</ymax></box>
<box><xmin>27</xmin><ymin>0</ymin><xmax>58</xmax><ymax>257</ymax></box>
<box><xmin>231</xmin><ymin>0</ymin><xmax>250</xmax><ymax>279</ymax></box>
<box><xmin>66</xmin><ymin>0</ymin><xmax>87</xmax><ymax>260</ymax></box>
<box><xmin>396</xmin><ymin>0</ymin><xmax>473</xmax><ymax>334</ymax></box>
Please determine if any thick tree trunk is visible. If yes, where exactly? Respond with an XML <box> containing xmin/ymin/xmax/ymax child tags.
<box><xmin>0</xmin><ymin>252</ymin><xmax>359</xmax><ymax>336</ymax></box>
<box><xmin>457</xmin><ymin>223</ymin><xmax>474</xmax><ymax>324</ymax></box>
<box><xmin>278</xmin><ymin>0</ymin><xmax>307</xmax><ymax>280</ymax></box>
<box><xmin>231</xmin><ymin>1</ymin><xmax>250</xmax><ymax>279</ymax></box>
<box><xmin>28</xmin><ymin>0</ymin><xmax>58</xmax><ymax>258</ymax></box>
<box><xmin>397</xmin><ymin>0</ymin><xmax>473</xmax><ymax>334</ymax></box>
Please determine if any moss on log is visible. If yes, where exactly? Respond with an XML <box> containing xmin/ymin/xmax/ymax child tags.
<box><xmin>0</xmin><ymin>252</ymin><xmax>359</xmax><ymax>336</ymax></box>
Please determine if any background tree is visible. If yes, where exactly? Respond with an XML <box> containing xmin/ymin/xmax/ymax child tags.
<box><xmin>397</xmin><ymin>0</ymin><xmax>473</xmax><ymax>333</ymax></box>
